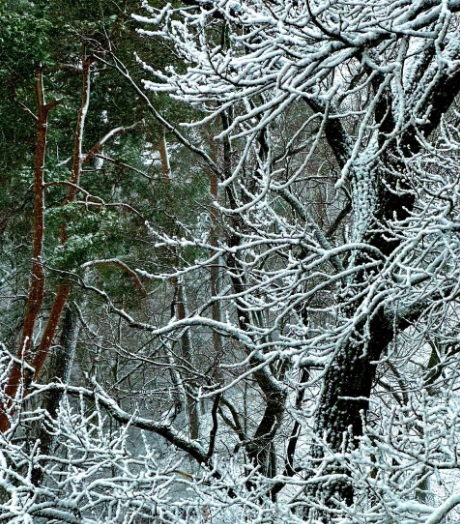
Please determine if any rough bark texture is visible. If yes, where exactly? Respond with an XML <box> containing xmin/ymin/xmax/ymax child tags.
<box><xmin>309</xmin><ymin>61</ymin><xmax>460</xmax><ymax>511</ymax></box>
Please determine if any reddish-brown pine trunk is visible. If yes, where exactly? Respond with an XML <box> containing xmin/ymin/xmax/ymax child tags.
<box><xmin>29</xmin><ymin>57</ymin><xmax>94</xmax><ymax>385</ymax></box>
<box><xmin>0</xmin><ymin>71</ymin><xmax>57</xmax><ymax>432</ymax></box>
<box><xmin>30</xmin><ymin>284</ymin><xmax>71</xmax><ymax>382</ymax></box>
<box><xmin>0</xmin><ymin>58</ymin><xmax>93</xmax><ymax>432</ymax></box>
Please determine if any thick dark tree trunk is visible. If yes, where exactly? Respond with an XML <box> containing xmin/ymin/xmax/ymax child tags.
<box><xmin>308</xmin><ymin>64</ymin><xmax>460</xmax><ymax>514</ymax></box>
<box><xmin>311</xmin><ymin>309</ymin><xmax>393</xmax><ymax>507</ymax></box>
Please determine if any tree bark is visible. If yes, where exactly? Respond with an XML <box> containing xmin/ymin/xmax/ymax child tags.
<box><xmin>32</xmin><ymin>307</ymin><xmax>79</xmax><ymax>487</ymax></box>
<box><xmin>0</xmin><ymin>70</ymin><xmax>60</xmax><ymax>432</ymax></box>
<box><xmin>309</xmin><ymin>62</ymin><xmax>460</xmax><ymax>511</ymax></box>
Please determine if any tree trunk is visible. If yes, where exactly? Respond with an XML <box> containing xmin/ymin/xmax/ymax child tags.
<box><xmin>309</xmin><ymin>68</ymin><xmax>460</xmax><ymax>512</ymax></box>
<box><xmin>32</xmin><ymin>306</ymin><xmax>79</xmax><ymax>487</ymax></box>
<box><xmin>0</xmin><ymin>70</ymin><xmax>60</xmax><ymax>432</ymax></box>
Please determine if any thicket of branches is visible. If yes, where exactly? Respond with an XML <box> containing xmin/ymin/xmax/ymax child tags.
<box><xmin>3</xmin><ymin>0</ymin><xmax>460</xmax><ymax>522</ymax></box>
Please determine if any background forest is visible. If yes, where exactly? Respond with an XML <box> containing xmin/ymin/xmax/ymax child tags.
<box><xmin>2</xmin><ymin>0</ymin><xmax>460</xmax><ymax>522</ymax></box>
